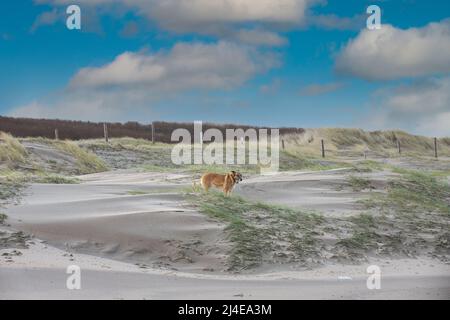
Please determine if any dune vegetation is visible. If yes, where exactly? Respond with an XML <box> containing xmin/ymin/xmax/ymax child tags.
<box><xmin>1</xmin><ymin>133</ymin><xmax>107</xmax><ymax>175</ymax></box>
<box><xmin>282</xmin><ymin>128</ymin><xmax>450</xmax><ymax>158</ymax></box>
<box><xmin>2</xmin><ymin>128</ymin><xmax>450</xmax><ymax>185</ymax></box>
<box><xmin>186</xmin><ymin>166</ymin><xmax>450</xmax><ymax>271</ymax></box>
<box><xmin>1</xmin><ymin>129</ymin><xmax>449</xmax><ymax>274</ymax></box>
<box><xmin>2</xmin><ymin>128</ymin><xmax>450</xmax><ymax>179</ymax></box>
<box><xmin>186</xmin><ymin>190</ymin><xmax>325</xmax><ymax>271</ymax></box>
<box><xmin>0</xmin><ymin>132</ymin><xmax>28</xmax><ymax>166</ymax></box>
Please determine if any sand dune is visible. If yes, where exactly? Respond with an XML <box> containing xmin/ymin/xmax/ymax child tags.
<box><xmin>1</xmin><ymin>239</ymin><xmax>449</xmax><ymax>299</ymax></box>
<box><xmin>1</xmin><ymin>169</ymin><xmax>449</xmax><ymax>299</ymax></box>
<box><xmin>4</xmin><ymin>172</ymin><xmax>229</xmax><ymax>273</ymax></box>
<box><xmin>240</xmin><ymin>169</ymin><xmax>376</xmax><ymax>215</ymax></box>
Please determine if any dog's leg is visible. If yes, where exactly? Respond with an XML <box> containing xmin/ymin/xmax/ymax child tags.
<box><xmin>223</xmin><ymin>175</ymin><xmax>231</xmax><ymax>196</ymax></box>
<box><xmin>223</xmin><ymin>184</ymin><xmax>231</xmax><ymax>196</ymax></box>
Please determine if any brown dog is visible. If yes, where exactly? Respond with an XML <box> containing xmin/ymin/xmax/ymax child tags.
<box><xmin>200</xmin><ymin>171</ymin><xmax>243</xmax><ymax>196</ymax></box>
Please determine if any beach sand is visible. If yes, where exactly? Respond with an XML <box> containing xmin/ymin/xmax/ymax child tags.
<box><xmin>1</xmin><ymin>169</ymin><xmax>449</xmax><ymax>299</ymax></box>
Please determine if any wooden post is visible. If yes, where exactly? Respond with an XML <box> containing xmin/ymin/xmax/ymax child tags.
<box><xmin>103</xmin><ymin>123</ymin><xmax>109</xmax><ymax>142</ymax></box>
<box><xmin>281</xmin><ymin>139</ymin><xmax>285</xmax><ymax>150</ymax></box>
<box><xmin>54</xmin><ymin>129</ymin><xmax>59</xmax><ymax>140</ymax></box>
<box><xmin>152</xmin><ymin>121</ymin><xmax>155</xmax><ymax>144</ymax></box>
<box><xmin>397</xmin><ymin>140</ymin><xmax>401</xmax><ymax>155</ymax></box>
<box><xmin>434</xmin><ymin>137</ymin><xmax>438</xmax><ymax>159</ymax></box>
<box><xmin>321</xmin><ymin>139</ymin><xmax>325</xmax><ymax>158</ymax></box>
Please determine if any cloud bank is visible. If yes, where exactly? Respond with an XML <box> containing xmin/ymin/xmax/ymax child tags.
<box><xmin>10</xmin><ymin>41</ymin><xmax>279</xmax><ymax>121</ymax></box>
<box><xmin>336</xmin><ymin>20</ymin><xmax>450</xmax><ymax>80</ymax></box>
<box><xmin>367</xmin><ymin>77</ymin><xmax>450</xmax><ymax>137</ymax></box>
<box><xmin>70</xmin><ymin>41</ymin><xmax>278</xmax><ymax>91</ymax></box>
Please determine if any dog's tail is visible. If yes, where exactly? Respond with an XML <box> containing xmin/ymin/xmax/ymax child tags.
<box><xmin>194</xmin><ymin>174</ymin><xmax>205</xmax><ymax>191</ymax></box>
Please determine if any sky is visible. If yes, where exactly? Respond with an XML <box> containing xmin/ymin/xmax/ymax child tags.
<box><xmin>0</xmin><ymin>0</ymin><xmax>449</xmax><ymax>136</ymax></box>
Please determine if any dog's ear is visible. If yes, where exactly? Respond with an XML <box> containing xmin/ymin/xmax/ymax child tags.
<box><xmin>231</xmin><ymin>170</ymin><xmax>236</xmax><ymax>175</ymax></box>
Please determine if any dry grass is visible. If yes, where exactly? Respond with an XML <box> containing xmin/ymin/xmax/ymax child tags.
<box><xmin>54</xmin><ymin>140</ymin><xmax>108</xmax><ymax>174</ymax></box>
<box><xmin>185</xmin><ymin>167</ymin><xmax>450</xmax><ymax>271</ymax></box>
<box><xmin>282</xmin><ymin>128</ymin><xmax>450</xmax><ymax>158</ymax></box>
<box><xmin>22</xmin><ymin>137</ymin><xmax>108</xmax><ymax>174</ymax></box>
<box><xmin>0</xmin><ymin>132</ymin><xmax>28</xmax><ymax>167</ymax></box>
<box><xmin>1</xmin><ymin>133</ymin><xmax>107</xmax><ymax>177</ymax></box>
<box><xmin>345</xmin><ymin>170</ymin><xmax>450</xmax><ymax>261</ymax></box>
<box><xmin>186</xmin><ymin>190</ymin><xmax>324</xmax><ymax>271</ymax></box>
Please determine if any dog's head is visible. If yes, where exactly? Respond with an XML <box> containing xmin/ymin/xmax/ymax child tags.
<box><xmin>231</xmin><ymin>171</ymin><xmax>243</xmax><ymax>183</ymax></box>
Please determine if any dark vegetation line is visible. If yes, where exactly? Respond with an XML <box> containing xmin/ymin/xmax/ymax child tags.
<box><xmin>0</xmin><ymin>116</ymin><xmax>304</xmax><ymax>143</ymax></box>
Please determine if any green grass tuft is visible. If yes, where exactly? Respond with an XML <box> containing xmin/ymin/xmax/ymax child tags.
<box><xmin>386</xmin><ymin>170</ymin><xmax>450</xmax><ymax>215</ymax></box>
<box><xmin>186</xmin><ymin>190</ymin><xmax>324</xmax><ymax>271</ymax></box>
<box><xmin>0</xmin><ymin>213</ymin><xmax>7</xmax><ymax>225</ymax></box>
<box><xmin>346</xmin><ymin>176</ymin><xmax>374</xmax><ymax>192</ymax></box>
<box><xmin>340</xmin><ymin>170</ymin><xmax>450</xmax><ymax>261</ymax></box>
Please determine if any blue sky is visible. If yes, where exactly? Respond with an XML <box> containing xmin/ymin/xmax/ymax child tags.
<box><xmin>1</xmin><ymin>0</ymin><xmax>449</xmax><ymax>136</ymax></box>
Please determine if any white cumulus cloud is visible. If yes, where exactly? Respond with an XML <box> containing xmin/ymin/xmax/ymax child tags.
<box><xmin>9</xmin><ymin>41</ymin><xmax>279</xmax><ymax>121</ymax></box>
<box><xmin>36</xmin><ymin>0</ymin><xmax>313</xmax><ymax>27</ymax></box>
<box><xmin>233</xmin><ymin>29</ymin><xmax>287</xmax><ymax>47</ymax></box>
<box><xmin>34</xmin><ymin>0</ymin><xmax>325</xmax><ymax>45</ymax></box>
<box><xmin>366</xmin><ymin>77</ymin><xmax>450</xmax><ymax>137</ymax></box>
<box><xmin>335</xmin><ymin>19</ymin><xmax>450</xmax><ymax>80</ymax></box>
<box><xmin>70</xmin><ymin>41</ymin><xmax>279</xmax><ymax>91</ymax></box>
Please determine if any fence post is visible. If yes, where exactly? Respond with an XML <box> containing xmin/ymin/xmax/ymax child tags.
<box><xmin>434</xmin><ymin>137</ymin><xmax>438</xmax><ymax>159</ymax></box>
<box><xmin>397</xmin><ymin>140</ymin><xmax>401</xmax><ymax>155</ymax></box>
<box><xmin>103</xmin><ymin>123</ymin><xmax>109</xmax><ymax>143</ymax></box>
<box><xmin>282</xmin><ymin>139</ymin><xmax>285</xmax><ymax>150</ymax></box>
<box><xmin>152</xmin><ymin>121</ymin><xmax>155</xmax><ymax>144</ymax></box>
<box><xmin>321</xmin><ymin>139</ymin><xmax>325</xmax><ymax>158</ymax></box>
<box><xmin>54</xmin><ymin>129</ymin><xmax>59</xmax><ymax>140</ymax></box>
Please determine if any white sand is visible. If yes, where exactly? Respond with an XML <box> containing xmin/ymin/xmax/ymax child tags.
<box><xmin>2</xmin><ymin>239</ymin><xmax>449</xmax><ymax>299</ymax></box>
<box><xmin>1</xmin><ymin>169</ymin><xmax>449</xmax><ymax>299</ymax></box>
